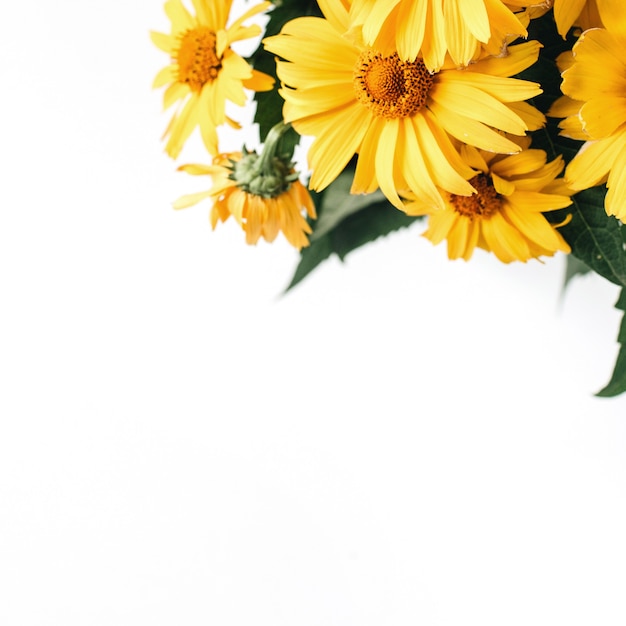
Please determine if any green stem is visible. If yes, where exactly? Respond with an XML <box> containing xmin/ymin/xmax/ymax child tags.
<box><xmin>255</xmin><ymin>121</ymin><xmax>292</xmax><ymax>175</ymax></box>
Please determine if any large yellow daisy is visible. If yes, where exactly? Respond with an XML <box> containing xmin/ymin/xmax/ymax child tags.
<box><xmin>151</xmin><ymin>0</ymin><xmax>274</xmax><ymax>159</ymax></box>
<box><xmin>173</xmin><ymin>152</ymin><xmax>317</xmax><ymax>249</ymax></box>
<box><xmin>349</xmin><ymin>0</ymin><xmax>532</xmax><ymax>71</ymax></box>
<box><xmin>263</xmin><ymin>0</ymin><xmax>544</xmax><ymax>213</ymax></box>
<box><xmin>411</xmin><ymin>142</ymin><xmax>572</xmax><ymax>262</ymax></box>
<box><xmin>560</xmin><ymin>2</ymin><xmax>626</xmax><ymax>220</ymax></box>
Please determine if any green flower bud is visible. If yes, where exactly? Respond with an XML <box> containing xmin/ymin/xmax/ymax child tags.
<box><xmin>229</xmin><ymin>124</ymin><xmax>301</xmax><ymax>199</ymax></box>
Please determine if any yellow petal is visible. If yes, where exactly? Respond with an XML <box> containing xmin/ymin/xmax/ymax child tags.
<box><xmin>152</xmin><ymin>65</ymin><xmax>174</xmax><ymax>89</ymax></box>
<box><xmin>605</xmin><ymin>143</ymin><xmax>626</xmax><ymax>219</ymax></box>
<box><xmin>173</xmin><ymin>189</ymin><xmax>213</xmax><ymax>209</ymax></box>
<box><xmin>306</xmin><ymin>105</ymin><xmax>371</xmax><ymax>191</ymax></box>
<box><xmin>373</xmin><ymin>118</ymin><xmax>403</xmax><ymax>209</ymax></box>
<box><xmin>554</xmin><ymin>0</ymin><xmax>587</xmax><ymax>37</ymax></box>
<box><xmin>566</xmin><ymin>133</ymin><xmax>625</xmax><ymax>190</ymax></box>
<box><xmin>150</xmin><ymin>30</ymin><xmax>173</xmax><ymax>53</ymax></box>
<box><xmin>164</xmin><ymin>0</ymin><xmax>195</xmax><ymax>31</ymax></box>
<box><xmin>428</xmin><ymin>99</ymin><xmax>523</xmax><ymax>153</ymax></box>
<box><xmin>491</xmin><ymin>173</ymin><xmax>515</xmax><ymax>196</ymax></box>
<box><xmin>430</xmin><ymin>81</ymin><xmax>529</xmax><ymax>135</ymax></box>
<box><xmin>242</xmin><ymin>69</ymin><xmax>275</xmax><ymax>92</ymax></box>
<box><xmin>579</xmin><ymin>96</ymin><xmax>626</xmax><ymax>139</ymax></box>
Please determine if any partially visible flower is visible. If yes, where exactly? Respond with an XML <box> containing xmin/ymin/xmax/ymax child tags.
<box><xmin>560</xmin><ymin>4</ymin><xmax>626</xmax><ymax>219</ymax></box>
<box><xmin>408</xmin><ymin>141</ymin><xmax>572</xmax><ymax>262</ymax></box>
<box><xmin>552</xmin><ymin>0</ymin><xmax>603</xmax><ymax>39</ymax></box>
<box><xmin>173</xmin><ymin>133</ymin><xmax>316</xmax><ymax>249</ymax></box>
<box><xmin>263</xmin><ymin>2</ymin><xmax>544</xmax><ymax>214</ymax></box>
<box><xmin>547</xmin><ymin>51</ymin><xmax>587</xmax><ymax>141</ymax></box>
<box><xmin>151</xmin><ymin>0</ymin><xmax>274</xmax><ymax>159</ymax></box>
<box><xmin>349</xmin><ymin>0</ymin><xmax>533</xmax><ymax>71</ymax></box>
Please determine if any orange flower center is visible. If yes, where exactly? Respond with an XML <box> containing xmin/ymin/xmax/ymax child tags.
<box><xmin>449</xmin><ymin>174</ymin><xmax>502</xmax><ymax>220</ymax></box>
<box><xmin>176</xmin><ymin>27</ymin><xmax>220</xmax><ymax>92</ymax></box>
<box><xmin>353</xmin><ymin>51</ymin><xmax>433</xmax><ymax>119</ymax></box>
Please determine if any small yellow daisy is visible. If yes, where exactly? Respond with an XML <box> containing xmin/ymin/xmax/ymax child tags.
<box><xmin>410</xmin><ymin>142</ymin><xmax>572</xmax><ymax>262</ymax></box>
<box><xmin>151</xmin><ymin>0</ymin><xmax>274</xmax><ymax>159</ymax></box>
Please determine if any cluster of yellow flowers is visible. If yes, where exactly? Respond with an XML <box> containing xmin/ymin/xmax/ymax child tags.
<box><xmin>151</xmin><ymin>0</ymin><xmax>625</xmax><ymax>264</ymax></box>
<box><xmin>151</xmin><ymin>0</ymin><xmax>316</xmax><ymax>248</ymax></box>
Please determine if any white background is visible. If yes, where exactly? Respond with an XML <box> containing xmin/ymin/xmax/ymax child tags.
<box><xmin>1</xmin><ymin>1</ymin><xmax>626</xmax><ymax>624</ymax></box>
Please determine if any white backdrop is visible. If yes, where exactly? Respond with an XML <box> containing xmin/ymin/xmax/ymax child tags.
<box><xmin>1</xmin><ymin>1</ymin><xmax>626</xmax><ymax>624</ymax></box>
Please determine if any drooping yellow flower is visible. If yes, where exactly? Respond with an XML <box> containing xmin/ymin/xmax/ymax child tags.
<box><xmin>349</xmin><ymin>0</ymin><xmax>533</xmax><ymax>71</ymax></box>
<box><xmin>263</xmin><ymin>1</ymin><xmax>544</xmax><ymax>213</ymax></box>
<box><xmin>151</xmin><ymin>0</ymin><xmax>274</xmax><ymax>159</ymax></box>
<box><xmin>173</xmin><ymin>150</ymin><xmax>317</xmax><ymax>249</ymax></box>
<box><xmin>553</xmin><ymin>0</ymin><xmax>603</xmax><ymax>39</ymax></box>
<box><xmin>560</xmin><ymin>3</ymin><xmax>626</xmax><ymax>220</ymax></box>
<box><xmin>410</xmin><ymin>142</ymin><xmax>572</xmax><ymax>262</ymax></box>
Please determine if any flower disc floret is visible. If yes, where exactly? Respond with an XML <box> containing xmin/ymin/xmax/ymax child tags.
<box><xmin>176</xmin><ymin>27</ymin><xmax>220</xmax><ymax>92</ymax></box>
<box><xmin>449</xmin><ymin>174</ymin><xmax>502</xmax><ymax>219</ymax></box>
<box><xmin>353</xmin><ymin>51</ymin><xmax>433</xmax><ymax>119</ymax></box>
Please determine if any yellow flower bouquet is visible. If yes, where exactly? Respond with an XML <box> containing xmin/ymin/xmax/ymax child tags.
<box><xmin>152</xmin><ymin>0</ymin><xmax>626</xmax><ymax>397</ymax></box>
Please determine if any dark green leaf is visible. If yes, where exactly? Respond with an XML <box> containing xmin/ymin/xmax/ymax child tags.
<box><xmin>285</xmin><ymin>174</ymin><xmax>420</xmax><ymax>291</ymax></box>
<box><xmin>311</xmin><ymin>169</ymin><xmax>388</xmax><ymax>241</ymax></box>
<box><xmin>285</xmin><ymin>234</ymin><xmax>334</xmax><ymax>291</ymax></box>
<box><xmin>249</xmin><ymin>1</ymin><xmax>322</xmax><ymax>141</ymax></box>
<box><xmin>548</xmin><ymin>188</ymin><xmax>626</xmax><ymax>288</ymax></box>
<box><xmin>596</xmin><ymin>289</ymin><xmax>626</xmax><ymax>397</ymax></box>
<box><xmin>563</xmin><ymin>255</ymin><xmax>591</xmax><ymax>288</ymax></box>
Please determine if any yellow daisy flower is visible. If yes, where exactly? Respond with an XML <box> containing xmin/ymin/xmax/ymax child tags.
<box><xmin>151</xmin><ymin>0</ymin><xmax>274</xmax><ymax>159</ymax></box>
<box><xmin>560</xmin><ymin>3</ymin><xmax>626</xmax><ymax>220</ymax></box>
<box><xmin>349</xmin><ymin>0</ymin><xmax>533</xmax><ymax>71</ymax></box>
<box><xmin>410</xmin><ymin>142</ymin><xmax>572</xmax><ymax>262</ymax></box>
<box><xmin>173</xmin><ymin>150</ymin><xmax>317</xmax><ymax>250</ymax></box>
<box><xmin>263</xmin><ymin>1</ymin><xmax>544</xmax><ymax>213</ymax></box>
<box><xmin>553</xmin><ymin>0</ymin><xmax>603</xmax><ymax>39</ymax></box>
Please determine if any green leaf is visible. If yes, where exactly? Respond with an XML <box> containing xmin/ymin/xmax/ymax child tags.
<box><xmin>535</xmin><ymin>125</ymin><xmax>626</xmax><ymax>287</ymax></box>
<box><xmin>310</xmin><ymin>169</ymin><xmax>388</xmax><ymax>241</ymax></box>
<box><xmin>596</xmin><ymin>289</ymin><xmax>626</xmax><ymax>397</ymax></box>
<box><xmin>285</xmin><ymin>173</ymin><xmax>420</xmax><ymax>291</ymax></box>
<box><xmin>548</xmin><ymin>188</ymin><xmax>626</xmax><ymax>288</ymax></box>
<box><xmin>563</xmin><ymin>254</ymin><xmax>591</xmax><ymax>288</ymax></box>
<box><xmin>249</xmin><ymin>1</ymin><xmax>322</xmax><ymax>141</ymax></box>
<box><xmin>285</xmin><ymin>233</ymin><xmax>334</xmax><ymax>291</ymax></box>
